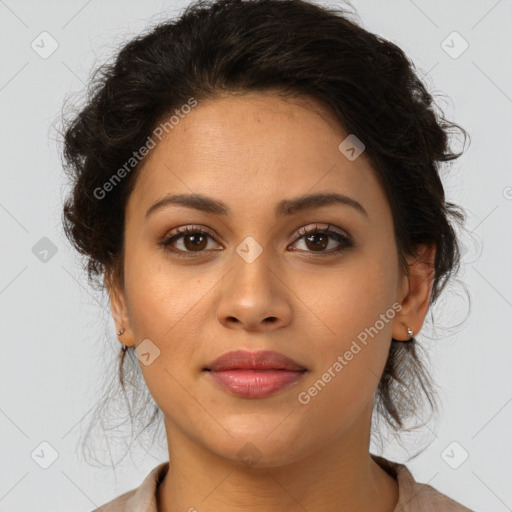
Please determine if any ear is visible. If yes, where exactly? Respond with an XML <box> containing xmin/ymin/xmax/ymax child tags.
<box><xmin>392</xmin><ymin>244</ymin><xmax>436</xmax><ymax>341</ymax></box>
<box><xmin>104</xmin><ymin>266</ymin><xmax>135</xmax><ymax>348</ymax></box>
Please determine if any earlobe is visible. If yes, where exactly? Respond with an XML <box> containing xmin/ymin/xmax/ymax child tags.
<box><xmin>392</xmin><ymin>244</ymin><xmax>436</xmax><ymax>341</ymax></box>
<box><xmin>105</xmin><ymin>268</ymin><xmax>135</xmax><ymax>348</ymax></box>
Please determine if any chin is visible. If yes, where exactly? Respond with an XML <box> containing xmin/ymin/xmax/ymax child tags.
<box><xmin>203</xmin><ymin>423</ymin><xmax>311</xmax><ymax>469</ymax></box>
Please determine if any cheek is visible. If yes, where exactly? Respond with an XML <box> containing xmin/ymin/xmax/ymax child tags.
<box><xmin>295</xmin><ymin>253</ymin><xmax>398</xmax><ymax>408</ymax></box>
<box><xmin>295</xmin><ymin>253</ymin><xmax>398</xmax><ymax>345</ymax></box>
<box><xmin>122</xmin><ymin>250</ymin><xmax>221</xmax><ymax>403</ymax></box>
<box><xmin>122</xmin><ymin>252</ymin><xmax>216</xmax><ymax>422</ymax></box>
<box><xmin>124</xmin><ymin>247</ymin><xmax>211</xmax><ymax>339</ymax></box>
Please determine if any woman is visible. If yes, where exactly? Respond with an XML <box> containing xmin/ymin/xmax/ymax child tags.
<box><xmin>61</xmin><ymin>0</ymin><xmax>473</xmax><ymax>510</ymax></box>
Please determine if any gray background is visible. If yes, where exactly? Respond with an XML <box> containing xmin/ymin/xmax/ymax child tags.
<box><xmin>1</xmin><ymin>0</ymin><xmax>511</xmax><ymax>510</ymax></box>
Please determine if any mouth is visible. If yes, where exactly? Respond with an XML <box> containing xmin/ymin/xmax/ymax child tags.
<box><xmin>203</xmin><ymin>349</ymin><xmax>307</xmax><ymax>372</ymax></box>
<box><xmin>203</xmin><ymin>350</ymin><xmax>308</xmax><ymax>398</ymax></box>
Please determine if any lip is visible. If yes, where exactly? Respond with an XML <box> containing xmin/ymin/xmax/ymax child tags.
<box><xmin>203</xmin><ymin>350</ymin><xmax>308</xmax><ymax>398</ymax></box>
<box><xmin>204</xmin><ymin>349</ymin><xmax>306</xmax><ymax>372</ymax></box>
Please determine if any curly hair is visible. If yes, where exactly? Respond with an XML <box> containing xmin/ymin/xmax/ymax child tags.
<box><xmin>59</xmin><ymin>0</ymin><xmax>470</xmax><ymax>466</ymax></box>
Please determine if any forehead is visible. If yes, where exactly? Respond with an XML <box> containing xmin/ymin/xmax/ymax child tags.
<box><xmin>126</xmin><ymin>92</ymin><xmax>388</xmax><ymax>224</ymax></box>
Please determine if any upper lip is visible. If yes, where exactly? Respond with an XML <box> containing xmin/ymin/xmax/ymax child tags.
<box><xmin>204</xmin><ymin>350</ymin><xmax>307</xmax><ymax>371</ymax></box>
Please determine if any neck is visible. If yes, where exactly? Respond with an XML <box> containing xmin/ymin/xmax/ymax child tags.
<box><xmin>156</xmin><ymin>408</ymin><xmax>398</xmax><ymax>512</ymax></box>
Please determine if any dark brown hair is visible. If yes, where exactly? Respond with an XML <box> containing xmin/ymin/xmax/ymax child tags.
<box><xmin>60</xmin><ymin>0</ymin><xmax>470</xmax><ymax>465</ymax></box>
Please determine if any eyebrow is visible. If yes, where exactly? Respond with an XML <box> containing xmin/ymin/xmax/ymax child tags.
<box><xmin>145</xmin><ymin>192</ymin><xmax>369</xmax><ymax>219</ymax></box>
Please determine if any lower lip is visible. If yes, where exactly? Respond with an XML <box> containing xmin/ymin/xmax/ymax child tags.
<box><xmin>206</xmin><ymin>369</ymin><xmax>307</xmax><ymax>398</ymax></box>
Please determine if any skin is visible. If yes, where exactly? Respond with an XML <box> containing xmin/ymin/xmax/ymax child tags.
<box><xmin>107</xmin><ymin>91</ymin><xmax>436</xmax><ymax>512</ymax></box>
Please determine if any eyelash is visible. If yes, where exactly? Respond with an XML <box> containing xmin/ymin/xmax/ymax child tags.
<box><xmin>159</xmin><ymin>224</ymin><xmax>353</xmax><ymax>258</ymax></box>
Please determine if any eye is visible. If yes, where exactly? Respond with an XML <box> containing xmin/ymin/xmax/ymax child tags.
<box><xmin>159</xmin><ymin>223</ymin><xmax>353</xmax><ymax>258</ymax></box>
<box><xmin>289</xmin><ymin>224</ymin><xmax>353</xmax><ymax>256</ymax></box>
<box><xmin>159</xmin><ymin>225</ymin><xmax>221</xmax><ymax>257</ymax></box>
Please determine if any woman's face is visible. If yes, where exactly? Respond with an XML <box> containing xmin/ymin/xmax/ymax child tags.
<box><xmin>109</xmin><ymin>92</ymin><xmax>428</xmax><ymax>467</ymax></box>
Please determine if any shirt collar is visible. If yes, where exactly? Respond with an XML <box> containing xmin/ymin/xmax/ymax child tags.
<box><xmin>121</xmin><ymin>454</ymin><xmax>444</xmax><ymax>512</ymax></box>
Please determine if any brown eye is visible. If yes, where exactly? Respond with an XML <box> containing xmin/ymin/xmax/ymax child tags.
<box><xmin>160</xmin><ymin>226</ymin><xmax>221</xmax><ymax>256</ymax></box>
<box><xmin>290</xmin><ymin>224</ymin><xmax>353</xmax><ymax>255</ymax></box>
<box><xmin>303</xmin><ymin>232</ymin><xmax>329</xmax><ymax>251</ymax></box>
<box><xmin>181</xmin><ymin>232</ymin><xmax>208</xmax><ymax>251</ymax></box>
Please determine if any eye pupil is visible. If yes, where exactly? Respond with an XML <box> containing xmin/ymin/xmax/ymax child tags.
<box><xmin>305</xmin><ymin>233</ymin><xmax>328</xmax><ymax>251</ymax></box>
<box><xmin>184</xmin><ymin>234</ymin><xmax>207</xmax><ymax>251</ymax></box>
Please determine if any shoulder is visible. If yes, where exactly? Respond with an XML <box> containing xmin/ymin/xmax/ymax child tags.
<box><xmin>90</xmin><ymin>462</ymin><xmax>169</xmax><ymax>512</ymax></box>
<box><xmin>371</xmin><ymin>454</ymin><xmax>474</xmax><ymax>512</ymax></box>
<box><xmin>90</xmin><ymin>488</ymin><xmax>135</xmax><ymax>512</ymax></box>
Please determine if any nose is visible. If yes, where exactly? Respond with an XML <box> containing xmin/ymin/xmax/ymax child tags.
<box><xmin>215</xmin><ymin>249</ymin><xmax>293</xmax><ymax>332</ymax></box>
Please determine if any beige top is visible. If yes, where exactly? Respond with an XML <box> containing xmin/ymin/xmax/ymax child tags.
<box><xmin>92</xmin><ymin>454</ymin><xmax>473</xmax><ymax>511</ymax></box>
